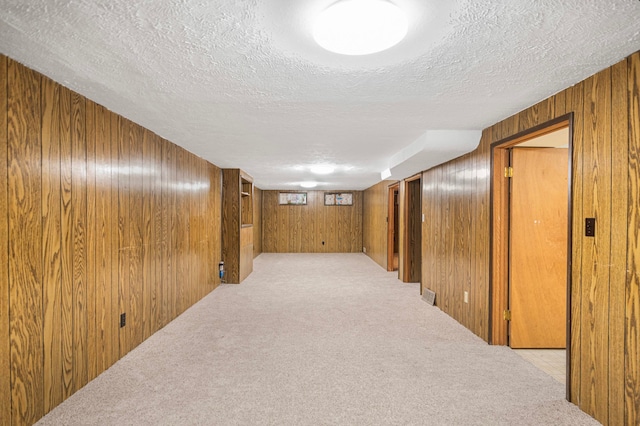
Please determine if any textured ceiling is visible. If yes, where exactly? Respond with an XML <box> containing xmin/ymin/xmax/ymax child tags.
<box><xmin>1</xmin><ymin>0</ymin><xmax>639</xmax><ymax>189</ymax></box>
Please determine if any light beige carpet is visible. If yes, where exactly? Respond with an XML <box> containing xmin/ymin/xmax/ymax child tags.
<box><xmin>37</xmin><ymin>253</ymin><xmax>599</xmax><ymax>425</ymax></box>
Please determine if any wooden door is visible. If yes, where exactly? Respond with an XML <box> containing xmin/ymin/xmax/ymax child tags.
<box><xmin>509</xmin><ymin>147</ymin><xmax>568</xmax><ymax>348</ymax></box>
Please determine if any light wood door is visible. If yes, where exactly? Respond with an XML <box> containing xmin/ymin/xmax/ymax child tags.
<box><xmin>509</xmin><ymin>148</ymin><xmax>568</xmax><ymax>348</ymax></box>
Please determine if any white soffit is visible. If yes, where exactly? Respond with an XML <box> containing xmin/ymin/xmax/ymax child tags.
<box><xmin>387</xmin><ymin>130</ymin><xmax>482</xmax><ymax>181</ymax></box>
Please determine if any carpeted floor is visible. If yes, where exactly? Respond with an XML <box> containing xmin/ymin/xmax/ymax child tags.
<box><xmin>37</xmin><ymin>253</ymin><xmax>599</xmax><ymax>425</ymax></box>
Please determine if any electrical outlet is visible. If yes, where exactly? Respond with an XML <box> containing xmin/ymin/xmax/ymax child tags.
<box><xmin>120</xmin><ymin>313</ymin><xmax>126</xmax><ymax>328</ymax></box>
<box><xmin>464</xmin><ymin>291</ymin><xmax>469</xmax><ymax>304</ymax></box>
<box><xmin>422</xmin><ymin>213</ymin><xmax>425</xmax><ymax>222</ymax></box>
<box><xmin>585</xmin><ymin>218</ymin><xmax>596</xmax><ymax>237</ymax></box>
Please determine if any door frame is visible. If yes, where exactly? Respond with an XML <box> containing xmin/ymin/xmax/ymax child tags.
<box><xmin>387</xmin><ymin>182</ymin><xmax>399</xmax><ymax>271</ymax></box>
<box><xmin>488</xmin><ymin>114</ymin><xmax>574</xmax><ymax>398</ymax></box>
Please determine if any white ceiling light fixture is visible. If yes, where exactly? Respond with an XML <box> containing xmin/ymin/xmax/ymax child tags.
<box><xmin>381</xmin><ymin>168</ymin><xmax>392</xmax><ymax>180</ymax></box>
<box><xmin>313</xmin><ymin>0</ymin><xmax>408</xmax><ymax>56</ymax></box>
<box><xmin>300</xmin><ymin>181</ymin><xmax>318</xmax><ymax>188</ymax></box>
<box><xmin>310</xmin><ymin>164</ymin><xmax>335</xmax><ymax>174</ymax></box>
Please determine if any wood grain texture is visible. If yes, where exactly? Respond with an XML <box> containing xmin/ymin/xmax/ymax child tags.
<box><xmin>142</xmin><ymin>129</ymin><xmax>153</xmax><ymax>340</ymax></box>
<box><xmin>128</xmin><ymin>122</ymin><xmax>144</xmax><ymax>350</ymax></box>
<box><xmin>240</xmin><ymin>226</ymin><xmax>253</xmax><ymax>281</ymax></box>
<box><xmin>0</xmin><ymin>54</ymin><xmax>10</xmax><ymax>426</ymax></box>
<box><xmin>490</xmin><ymin>146</ymin><xmax>509</xmax><ymax>345</ymax></box>
<box><xmin>608</xmin><ymin>57</ymin><xmax>628</xmax><ymax>426</ymax></box>
<box><xmin>261</xmin><ymin>190</ymin><xmax>363</xmax><ymax>254</ymax></box>
<box><xmin>175</xmin><ymin>147</ymin><xmax>186</xmax><ymax>312</ymax></box>
<box><xmin>363</xmin><ymin>180</ymin><xmax>393</xmax><ymax>270</ymax></box>
<box><xmin>41</xmin><ymin>76</ymin><xmax>64</xmax><ymax>412</ymax></box>
<box><xmin>221</xmin><ymin>169</ymin><xmax>243</xmax><ymax>283</ymax></box>
<box><xmin>397</xmin><ymin>182</ymin><xmax>405</xmax><ymax>281</ymax></box>
<box><xmin>209</xmin><ymin>163</ymin><xmax>222</xmax><ymax>287</ymax></box>
<box><xmin>169</xmin><ymin>143</ymin><xmax>179</xmax><ymax>320</ymax></box>
<box><xmin>59</xmin><ymin>85</ymin><xmax>74</xmax><ymax>401</ymax></box>
<box><xmin>580</xmin><ymin>68</ymin><xmax>612</xmax><ymax>422</ymax></box>
<box><xmin>94</xmin><ymin>104</ymin><xmax>115</xmax><ymax>376</ymax></box>
<box><xmin>118</xmin><ymin>117</ymin><xmax>131</xmax><ymax>357</ymax></box>
<box><xmin>509</xmin><ymin>148</ymin><xmax>568</xmax><ymax>348</ymax></box>
<box><xmin>421</xmin><ymin>171</ymin><xmax>433</xmax><ymax>294</ymax></box>
<box><xmin>85</xmin><ymin>99</ymin><xmax>97</xmax><ymax>383</ymax></box>
<box><xmin>568</xmin><ymin>81</ymin><xmax>584</xmax><ymax>405</ymax></box>
<box><xmin>8</xmin><ymin>58</ymin><xmax>44</xmax><ymax>425</ymax></box>
<box><xmin>221</xmin><ymin>169</ymin><xmax>240</xmax><ymax>282</ymax></box>
<box><xmin>71</xmin><ymin>92</ymin><xmax>88</xmax><ymax>392</ymax></box>
<box><xmin>152</xmin><ymin>133</ymin><xmax>162</xmax><ymax>333</ymax></box>
<box><xmin>253</xmin><ymin>186</ymin><xmax>262</xmax><ymax>257</ymax></box>
<box><xmin>1</xmin><ymin>55</ymin><xmax>225</xmax><ymax>424</ymax></box>
<box><xmin>472</xmin><ymin>134</ymin><xmax>490</xmax><ymax>340</ymax></box>
<box><xmin>626</xmin><ymin>52</ymin><xmax>640</xmax><ymax>426</ymax></box>
<box><xmin>108</xmin><ymin>110</ymin><xmax>119</xmax><ymax>366</ymax></box>
<box><xmin>161</xmin><ymin>140</ymin><xmax>173</xmax><ymax>325</ymax></box>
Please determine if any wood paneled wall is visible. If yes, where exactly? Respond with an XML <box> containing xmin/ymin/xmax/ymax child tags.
<box><xmin>421</xmin><ymin>148</ymin><xmax>488</xmax><ymax>337</ymax></box>
<box><xmin>400</xmin><ymin>52</ymin><xmax>639</xmax><ymax>425</ymax></box>
<box><xmin>221</xmin><ymin>169</ymin><xmax>253</xmax><ymax>283</ymax></box>
<box><xmin>0</xmin><ymin>56</ymin><xmax>222</xmax><ymax>426</ymax></box>
<box><xmin>253</xmin><ymin>187</ymin><xmax>262</xmax><ymax>257</ymax></box>
<box><xmin>363</xmin><ymin>180</ymin><xmax>394</xmax><ymax>269</ymax></box>
<box><xmin>262</xmin><ymin>190</ymin><xmax>363</xmax><ymax>253</ymax></box>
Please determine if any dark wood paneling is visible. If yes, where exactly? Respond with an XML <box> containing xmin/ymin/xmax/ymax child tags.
<box><xmin>0</xmin><ymin>54</ymin><xmax>10</xmax><ymax>426</ymax></box>
<box><xmin>262</xmin><ymin>190</ymin><xmax>363</xmax><ymax>253</ymax></box>
<box><xmin>8</xmin><ymin>58</ymin><xmax>44</xmax><ymax>425</ymax></box>
<box><xmin>404</xmin><ymin>177</ymin><xmax>421</xmax><ymax>283</ymax></box>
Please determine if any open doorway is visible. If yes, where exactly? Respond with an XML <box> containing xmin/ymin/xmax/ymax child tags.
<box><xmin>387</xmin><ymin>183</ymin><xmax>399</xmax><ymax>271</ymax></box>
<box><xmin>490</xmin><ymin>116</ymin><xmax>572</xmax><ymax>395</ymax></box>
<box><xmin>403</xmin><ymin>175</ymin><xmax>422</xmax><ymax>283</ymax></box>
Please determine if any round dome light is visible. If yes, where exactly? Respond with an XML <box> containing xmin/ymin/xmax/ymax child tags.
<box><xmin>300</xmin><ymin>181</ymin><xmax>318</xmax><ymax>188</ymax></box>
<box><xmin>310</xmin><ymin>164</ymin><xmax>335</xmax><ymax>174</ymax></box>
<box><xmin>313</xmin><ymin>0</ymin><xmax>408</xmax><ymax>55</ymax></box>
